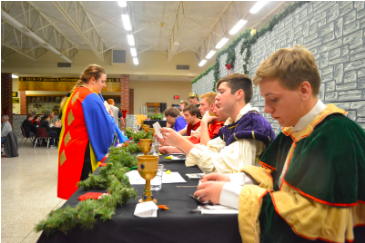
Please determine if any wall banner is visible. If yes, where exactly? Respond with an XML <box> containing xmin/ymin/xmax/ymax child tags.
<box><xmin>18</xmin><ymin>77</ymin><xmax>120</xmax><ymax>92</ymax></box>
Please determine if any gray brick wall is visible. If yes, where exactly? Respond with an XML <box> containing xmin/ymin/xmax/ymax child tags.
<box><xmin>193</xmin><ymin>1</ymin><xmax>365</xmax><ymax>134</ymax></box>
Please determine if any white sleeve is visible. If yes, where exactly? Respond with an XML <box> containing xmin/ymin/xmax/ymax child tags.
<box><xmin>227</xmin><ymin>172</ymin><xmax>255</xmax><ymax>186</ymax></box>
<box><xmin>185</xmin><ymin>137</ymin><xmax>264</xmax><ymax>174</ymax></box>
<box><xmin>219</xmin><ymin>183</ymin><xmax>242</xmax><ymax>209</ymax></box>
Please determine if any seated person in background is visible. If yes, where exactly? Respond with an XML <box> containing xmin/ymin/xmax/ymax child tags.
<box><xmin>32</xmin><ymin>115</ymin><xmax>41</xmax><ymax>125</ymax></box>
<box><xmin>158</xmin><ymin>73</ymin><xmax>275</xmax><ymax>174</ymax></box>
<box><xmin>1</xmin><ymin>115</ymin><xmax>12</xmax><ymax>143</ymax></box>
<box><xmin>193</xmin><ymin>46</ymin><xmax>365</xmax><ymax>243</ymax></box>
<box><xmin>188</xmin><ymin>92</ymin><xmax>202</xmax><ymax>118</ymax></box>
<box><xmin>164</xmin><ymin>107</ymin><xmax>187</xmax><ymax>132</ymax></box>
<box><xmin>39</xmin><ymin>115</ymin><xmax>59</xmax><ymax>147</ymax></box>
<box><xmin>175</xmin><ymin>104</ymin><xmax>201</xmax><ymax>137</ymax></box>
<box><xmin>22</xmin><ymin>114</ymin><xmax>37</xmax><ymax>137</ymax></box>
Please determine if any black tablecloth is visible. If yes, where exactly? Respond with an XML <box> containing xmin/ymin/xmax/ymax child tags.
<box><xmin>37</xmin><ymin>154</ymin><xmax>242</xmax><ymax>243</ymax></box>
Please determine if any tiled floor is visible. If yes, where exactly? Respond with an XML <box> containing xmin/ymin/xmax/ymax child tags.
<box><xmin>1</xmin><ymin>141</ymin><xmax>66</xmax><ymax>243</ymax></box>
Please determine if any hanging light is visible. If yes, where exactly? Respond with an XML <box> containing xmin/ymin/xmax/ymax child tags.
<box><xmin>127</xmin><ymin>34</ymin><xmax>135</xmax><ymax>46</ymax></box>
<box><xmin>121</xmin><ymin>14</ymin><xmax>132</xmax><ymax>31</ymax></box>
<box><xmin>206</xmin><ymin>50</ymin><xmax>216</xmax><ymax>59</ymax></box>
<box><xmin>250</xmin><ymin>1</ymin><xmax>269</xmax><ymax>14</ymax></box>
<box><xmin>117</xmin><ymin>1</ymin><xmax>127</xmax><ymax>8</ymax></box>
<box><xmin>130</xmin><ymin>47</ymin><xmax>137</xmax><ymax>57</ymax></box>
<box><xmin>215</xmin><ymin>38</ymin><xmax>229</xmax><ymax>49</ymax></box>
<box><xmin>229</xmin><ymin>19</ymin><xmax>248</xmax><ymax>35</ymax></box>
<box><xmin>133</xmin><ymin>58</ymin><xmax>139</xmax><ymax>65</ymax></box>
<box><xmin>198</xmin><ymin>59</ymin><xmax>207</xmax><ymax>67</ymax></box>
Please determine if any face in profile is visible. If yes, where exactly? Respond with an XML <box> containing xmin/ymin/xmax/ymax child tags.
<box><xmin>215</xmin><ymin>82</ymin><xmax>237</xmax><ymax>116</ymax></box>
<box><xmin>165</xmin><ymin>115</ymin><xmax>175</xmax><ymax>125</ymax></box>
<box><xmin>179</xmin><ymin>103</ymin><xmax>185</xmax><ymax>111</ymax></box>
<box><xmin>183</xmin><ymin>111</ymin><xmax>196</xmax><ymax>124</ymax></box>
<box><xmin>92</xmin><ymin>73</ymin><xmax>107</xmax><ymax>94</ymax></box>
<box><xmin>199</xmin><ymin>98</ymin><xmax>212</xmax><ymax>115</ymax></box>
<box><xmin>259</xmin><ymin>78</ymin><xmax>304</xmax><ymax>127</ymax></box>
<box><xmin>188</xmin><ymin>97</ymin><xmax>195</xmax><ymax>105</ymax></box>
<box><xmin>213</xmin><ymin>102</ymin><xmax>229</xmax><ymax>122</ymax></box>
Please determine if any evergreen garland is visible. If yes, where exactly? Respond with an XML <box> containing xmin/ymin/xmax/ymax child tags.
<box><xmin>35</xmin><ymin>146</ymin><xmax>141</xmax><ymax>235</ymax></box>
<box><xmin>193</xmin><ymin>1</ymin><xmax>309</xmax><ymax>89</ymax></box>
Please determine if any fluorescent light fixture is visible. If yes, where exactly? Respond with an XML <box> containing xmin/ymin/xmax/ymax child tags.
<box><xmin>12</xmin><ymin>74</ymin><xmax>18</xmax><ymax>78</ymax></box>
<box><xmin>250</xmin><ymin>1</ymin><xmax>269</xmax><ymax>14</ymax></box>
<box><xmin>229</xmin><ymin>19</ymin><xmax>248</xmax><ymax>35</ymax></box>
<box><xmin>127</xmin><ymin>34</ymin><xmax>135</xmax><ymax>46</ymax></box>
<box><xmin>117</xmin><ymin>1</ymin><xmax>127</xmax><ymax>7</ymax></box>
<box><xmin>198</xmin><ymin>59</ymin><xmax>207</xmax><ymax>67</ymax></box>
<box><xmin>215</xmin><ymin>38</ymin><xmax>229</xmax><ymax>49</ymax></box>
<box><xmin>206</xmin><ymin>50</ymin><xmax>216</xmax><ymax>59</ymax></box>
<box><xmin>130</xmin><ymin>47</ymin><xmax>137</xmax><ymax>57</ymax></box>
<box><xmin>121</xmin><ymin>14</ymin><xmax>132</xmax><ymax>31</ymax></box>
<box><xmin>133</xmin><ymin>58</ymin><xmax>139</xmax><ymax>65</ymax></box>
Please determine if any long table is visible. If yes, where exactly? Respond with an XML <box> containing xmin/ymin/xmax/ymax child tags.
<box><xmin>37</xmin><ymin>154</ymin><xmax>242</xmax><ymax>243</ymax></box>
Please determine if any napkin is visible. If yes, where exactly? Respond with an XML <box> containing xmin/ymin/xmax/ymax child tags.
<box><xmin>134</xmin><ymin>201</ymin><xmax>158</xmax><ymax>218</ymax></box>
<box><xmin>199</xmin><ymin>205</ymin><xmax>238</xmax><ymax>214</ymax></box>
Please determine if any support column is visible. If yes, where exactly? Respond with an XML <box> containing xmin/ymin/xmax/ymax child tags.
<box><xmin>1</xmin><ymin>73</ymin><xmax>13</xmax><ymax>125</ymax></box>
<box><xmin>20</xmin><ymin>91</ymin><xmax>27</xmax><ymax>114</ymax></box>
<box><xmin>120</xmin><ymin>75</ymin><xmax>130</xmax><ymax>114</ymax></box>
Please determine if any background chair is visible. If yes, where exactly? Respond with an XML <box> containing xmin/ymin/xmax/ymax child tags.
<box><xmin>19</xmin><ymin>127</ymin><xmax>36</xmax><ymax>146</ymax></box>
<box><xmin>34</xmin><ymin>127</ymin><xmax>51</xmax><ymax>148</ymax></box>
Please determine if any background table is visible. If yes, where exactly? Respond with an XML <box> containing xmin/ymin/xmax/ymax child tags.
<box><xmin>37</xmin><ymin>154</ymin><xmax>242</xmax><ymax>243</ymax></box>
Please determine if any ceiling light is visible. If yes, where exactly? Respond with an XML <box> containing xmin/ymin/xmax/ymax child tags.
<box><xmin>198</xmin><ymin>59</ymin><xmax>207</xmax><ymax>67</ymax></box>
<box><xmin>121</xmin><ymin>14</ymin><xmax>132</xmax><ymax>31</ymax></box>
<box><xmin>127</xmin><ymin>34</ymin><xmax>135</xmax><ymax>46</ymax></box>
<box><xmin>215</xmin><ymin>38</ymin><xmax>229</xmax><ymax>49</ymax></box>
<box><xmin>229</xmin><ymin>19</ymin><xmax>248</xmax><ymax>35</ymax></box>
<box><xmin>133</xmin><ymin>58</ymin><xmax>139</xmax><ymax>65</ymax></box>
<box><xmin>130</xmin><ymin>47</ymin><xmax>137</xmax><ymax>57</ymax></box>
<box><xmin>206</xmin><ymin>50</ymin><xmax>216</xmax><ymax>59</ymax></box>
<box><xmin>117</xmin><ymin>1</ymin><xmax>127</xmax><ymax>7</ymax></box>
<box><xmin>12</xmin><ymin>74</ymin><xmax>18</xmax><ymax>78</ymax></box>
<box><xmin>250</xmin><ymin>1</ymin><xmax>269</xmax><ymax>14</ymax></box>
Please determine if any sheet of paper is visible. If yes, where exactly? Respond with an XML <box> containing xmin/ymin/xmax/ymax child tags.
<box><xmin>153</xmin><ymin>122</ymin><xmax>163</xmax><ymax>139</ymax></box>
<box><xmin>126</xmin><ymin>170</ymin><xmax>186</xmax><ymax>185</ymax></box>
<box><xmin>134</xmin><ymin>201</ymin><xmax>158</xmax><ymax>218</ymax></box>
<box><xmin>200</xmin><ymin>205</ymin><xmax>238</xmax><ymax>215</ymax></box>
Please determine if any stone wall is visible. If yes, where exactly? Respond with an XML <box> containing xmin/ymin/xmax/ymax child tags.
<box><xmin>192</xmin><ymin>1</ymin><xmax>365</xmax><ymax>134</ymax></box>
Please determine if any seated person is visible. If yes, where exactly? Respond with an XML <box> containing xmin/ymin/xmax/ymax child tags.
<box><xmin>22</xmin><ymin>113</ymin><xmax>37</xmax><ymax>137</ymax></box>
<box><xmin>39</xmin><ymin>115</ymin><xmax>59</xmax><ymax>147</ymax></box>
<box><xmin>193</xmin><ymin>46</ymin><xmax>365</xmax><ymax>243</ymax></box>
<box><xmin>176</xmin><ymin>104</ymin><xmax>201</xmax><ymax>137</ymax></box>
<box><xmin>179</xmin><ymin>100</ymin><xmax>188</xmax><ymax>116</ymax></box>
<box><xmin>188</xmin><ymin>92</ymin><xmax>202</xmax><ymax>118</ymax></box>
<box><xmin>158</xmin><ymin>73</ymin><xmax>275</xmax><ymax>174</ymax></box>
<box><xmin>32</xmin><ymin>115</ymin><xmax>41</xmax><ymax>125</ymax></box>
<box><xmin>1</xmin><ymin>115</ymin><xmax>12</xmax><ymax>143</ymax></box>
<box><xmin>164</xmin><ymin>107</ymin><xmax>187</xmax><ymax>132</ymax></box>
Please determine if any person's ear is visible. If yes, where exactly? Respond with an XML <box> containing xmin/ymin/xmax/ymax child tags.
<box><xmin>235</xmin><ymin>89</ymin><xmax>245</xmax><ymax>101</ymax></box>
<box><xmin>90</xmin><ymin>77</ymin><xmax>96</xmax><ymax>85</ymax></box>
<box><xmin>299</xmin><ymin>81</ymin><xmax>312</xmax><ymax>101</ymax></box>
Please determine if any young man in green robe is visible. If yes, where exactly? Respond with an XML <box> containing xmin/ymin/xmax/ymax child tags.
<box><xmin>193</xmin><ymin>45</ymin><xmax>365</xmax><ymax>243</ymax></box>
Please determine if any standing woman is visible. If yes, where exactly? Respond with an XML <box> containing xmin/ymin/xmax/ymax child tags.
<box><xmin>57</xmin><ymin>64</ymin><xmax>116</xmax><ymax>200</ymax></box>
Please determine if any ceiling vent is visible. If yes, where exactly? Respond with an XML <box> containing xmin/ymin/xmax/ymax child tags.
<box><xmin>176</xmin><ymin>65</ymin><xmax>189</xmax><ymax>70</ymax></box>
<box><xmin>57</xmin><ymin>62</ymin><xmax>71</xmax><ymax>68</ymax></box>
<box><xmin>112</xmin><ymin>50</ymin><xmax>126</xmax><ymax>64</ymax></box>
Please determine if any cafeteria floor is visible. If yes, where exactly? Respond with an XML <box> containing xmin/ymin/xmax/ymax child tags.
<box><xmin>1</xmin><ymin>143</ymin><xmax>66</xmax><ymax>243</ymax></box>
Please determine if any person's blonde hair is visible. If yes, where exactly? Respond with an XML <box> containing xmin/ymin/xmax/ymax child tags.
<box><xmin>253</xmin><ymin>45</ymin><xmax>321</xmax><ymax>95</ymax></box>
<box><xmin>107</xmin><ymin>99</ymin><xmax>114</xmax><ymax>105</ymax></box>
<box><xmin>70</xmin><ymin>64</ymin><xmax>106</xmax><ymax>93</ymax></box>
<box><xmin>200</xmin><ymin>92</ymin><xmax>217</xmax><ymax>105</ymax></box>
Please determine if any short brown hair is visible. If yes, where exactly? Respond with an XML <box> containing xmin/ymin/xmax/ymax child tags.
<box><xmin>253</xmin><ymin>45</ymin><xmax>320</xmax><ymax>95</ymax></box>
<box><xmin>200</xmin><ymin>92</ymin><xmax>217</xmax><ymax>105</ymax></box>
<box><xmin>217</xmin><ymin>73</ymin><xmax>253</xmax><ymax>104</ymax></box>
<box><xmin>183</xmin><ymin>104</ymin><xmax>200</xmax><ymax>117</ymax></box>
<box><xmin>107</xmin><ymin>99</ymin><xmax>114</xmax><ymax>105</ymax></box>
<box><xmin>164</xmin><ymin>107</ymin><xmax>180</xmax><ymax>118</ymax></box>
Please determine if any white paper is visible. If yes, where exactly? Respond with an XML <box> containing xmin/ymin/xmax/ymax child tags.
<box><xmin>126</xmin><ymin>170</ymin><xmax>186</xmax><ymax>185</ymax></box>
<box><xmin>153</xmin><ymin>122</ymin><xmax>163</xmax><ymax>138</ymax></box>
<box><xmin>134</xmin><ymin>201</ymin><xmax>158</xmax><ymax>218</ymax></box>
<box><xmin>199</xmin><ymin>205</ymin><xmax>238</xmax><ymax>215</ymax></box>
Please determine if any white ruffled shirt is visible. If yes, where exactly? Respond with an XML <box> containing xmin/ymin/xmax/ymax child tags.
<box><xmin>220</xmin><ymin>100</ymin><xmax>327</xmax><ymax>209</ymax></box>
<box><xmin>185</xmin><ymin>103</ymin><xmax>266</xmax><ymax>174</ymax></box>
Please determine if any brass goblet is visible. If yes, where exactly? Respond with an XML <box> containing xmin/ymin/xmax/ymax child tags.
<box><xmin>139</xmin><ymin>139</ymin><xmax>153</xmax><ymax>155</ymax></box>
<box><xmin>142</xmin><ymin>125</ymin><xmax>150</xmax><ymax>133</ymax></box>
<box><xmin>137</xmin><ymin>155</ymin><xmax>159</xmax><ymax>203</ymax></box>
<box><xmin>149</xmin><ymin>128</ymin><xmax>155</xmax><ymax>136</ymax></box>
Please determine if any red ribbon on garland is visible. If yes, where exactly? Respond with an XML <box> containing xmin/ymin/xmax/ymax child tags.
<box><xmin>225</xmin><ymin>63</ymin><xmax>232</xmax><ymax>75</ymax></box>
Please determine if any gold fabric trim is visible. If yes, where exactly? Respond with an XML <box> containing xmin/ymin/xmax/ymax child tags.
<box><xmin>71</xmin><ymin>91</ymin><xmax>79</xmax><ymax>105</ymax></box>
<box><xmin>64</xmin><ymin>131</ymin><xmax>71</xmax><ymax>146</ymax></box>
<box><xmin>282</xmin><ymin>104</ymin><xmax>346</xmax><ymax>142</ymax></box>
<box><xmin>252</xmin><ymin>130</ymin><xmax>256</xmax><ymax>140</ymax></box>
<box><xmin>228</xmin><ymin>125</ymin><xmax>237</xmax><ymax>129</ymax></box>
<box><xmin>241</xmin><ymin>165</ymin><xmax>273</xmax><ymax>190</ymax></box>
<box><xmin>60</xmin><ymin>150</ymin><xmax>67</xmax><ymax>166</ymax></box>
<box><xmin>234</xmin><ymin>133</ymin><xmax>238</xmax><ymax>140</ymax></box>
<box><xmin>67</xmin><ymin>110</ymin><xmax>74</xmax><ymax>127</ymax></box>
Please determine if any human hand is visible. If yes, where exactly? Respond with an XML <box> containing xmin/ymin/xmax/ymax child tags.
<box><xmin>191</xmin><ymin>131</ymin><xmax>201</xmax><ymax>139</ymax></box>
<box><xmin>200</xmin><ymin>173</ymin><xmax>230</xmax><ymax>183</ymax></box>
<box><xmin>160</xmin><ymin>127</ymin><xmax>183</xmax><ymax>147</ymax></box>
<box><xmin>154</xmin><ymin>133</ymin><xmax>169</xmax><ymax>146</ymax></box>
<box><xmin>202</xmin><ymin>111</ymin><xmax>217</xmax><ymax>124</ymax></box>
<box><xmin>159</xmin><ymin>146</ymin><xmax>177</xmax><ymax>154</ymax></box>
<box><xmin>193</xmin><ymin>181</ymin><xmax>226</xmax><ymax>204</ymax></box>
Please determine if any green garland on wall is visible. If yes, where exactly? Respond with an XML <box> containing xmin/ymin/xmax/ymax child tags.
<box><xmin>192</xmin><ymin>1</ymin><xmax>309</xmax><ymax>90</ymax></box>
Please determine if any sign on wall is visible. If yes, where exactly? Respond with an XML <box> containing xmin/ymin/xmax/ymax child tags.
<box><xmin>12</xmin><ymin>98</ymin><xmax>19</xmax><ymax>104</ymax></box>
<box><xmin>18</xmin><ymin>77</ymin><xmax>121</xmax><ymax>92</ymax></box>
